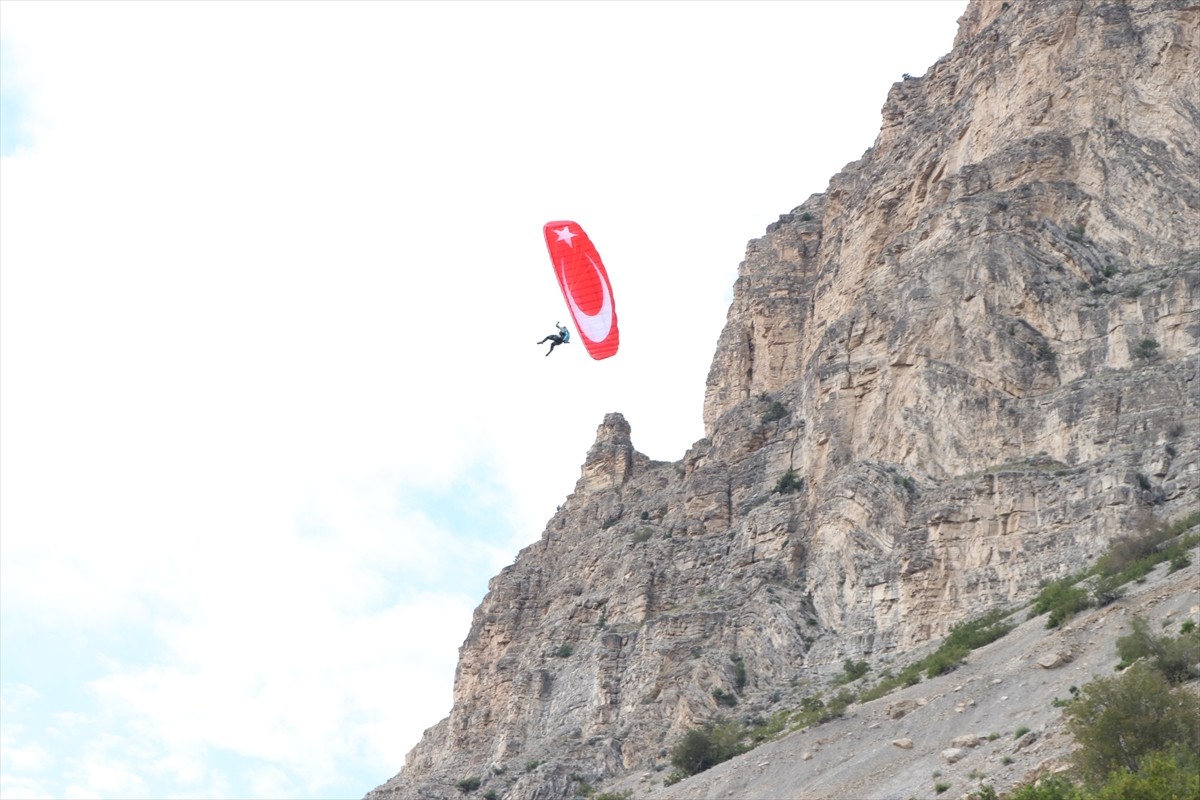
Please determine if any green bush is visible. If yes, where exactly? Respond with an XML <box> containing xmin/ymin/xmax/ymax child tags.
<box><xmin>836</xmin><ymin>658</ymin><xmax>870</xmax><ymax>685</ymax></box>
<box><xmin>456</xmin><ymin>776</ymin><xmax>481</xmax><ymax>793</ymax></box>
<box><xmin>774</xmin><ymin>469</ymin><xmax>802</xmax><ymax>494</ymax></box>
<box><xmin>999</xmin><ymin>746</ymin><xmax>1200</xmax><ymax>800</ymax></box>
<box><xmin>1090</xmin><ymin>574</ymin><xmax>1125</xmax><ymax>608</ymax></box>
<box><xmin>1115</xmin><ymin>616</ymin><xmax>1158</xmax><ymax>672</ymax></box>
<box><xmin>822</xmin><ymin>688</ymin><xmax>856</xmax><ymax>721</ymax></box>
<box><xmin>669</xmin><ymin>717</ymin><xmax>747</xmax><ymax>777</ymax></box>
<box><xmin>799</xmin><ymin>695</ymin><xmax>824</xmax><ymax>713</ymax></box>
<box><xmin>1031</xmin><ymin>577</ymin><xmax>1091</xmax><ymax>628</ymax></box>
<box><xmin>924</xmin><ymin>647</ymin><xmax>966</xmax><ymax>678</ymax></box>
<box><xmin>1066</xmin><ymin>663</ymin><xmax>1200</xmax><ymax>785</ymax></box>
<box><xmin>731</xmin><ymin>653</ymin><xmax>747</xmax><ymax>691</ymax></box>
<box><xmin>1134</xmin><ymin>338</ymin><xmax>1160</xmax><ymax>360</ymax></box>
<box><xmin>1005</xmin><ymin>777</ymin><xmax>1078</xmax><ymax>799</ymax></box>
<box><xmin>1097</xmin><ymin>531</ymin><xmax>1161</xmax><ymax>576</ymax></box>
<box><xmin>1114</xmin><ymin>616</ymin><xmax>1200</xmax><ymax>683</ymax></box>
<box><xmin>943</xmin><ymin>609</ymin><xmax>1015</xmax><ymax>650</ymax></box>
<box><xmin>1087</xmin><ymin>746</ymin><xmax>1200</xmax><ymax>800</ymax></box>
<box><xmin>749</xmin><ymin>708</ymin><xmax>792</xmax><ymax>743</ymax></box>
<box><xmin>762</xmin><ymin>401</ymin><xmax>788</xmax><ymax>423</ymax></box>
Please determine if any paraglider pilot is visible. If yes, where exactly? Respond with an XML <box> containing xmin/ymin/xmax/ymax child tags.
<box><xmin>537</xmin><ymin>322</ymin><xmax>570</xmax><ymax>356</ymax></box>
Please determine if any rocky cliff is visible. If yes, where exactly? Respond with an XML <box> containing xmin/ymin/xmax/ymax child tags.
<box><xmin>369</xmin><ymin>1</ymin><xmax>1199</xmax><ymax>798</ymax></box>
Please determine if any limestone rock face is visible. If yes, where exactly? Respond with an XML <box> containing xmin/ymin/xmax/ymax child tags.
<box><xmin>369</xmin><ymin>2</ymin><xmax>1199</xmax><ymax>798</ymax></box>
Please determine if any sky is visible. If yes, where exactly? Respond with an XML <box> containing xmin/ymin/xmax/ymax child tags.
<box><xmin>0</xmin><ymin>2</ymin><xmax>967</xmax><ymax>798</ymax></box>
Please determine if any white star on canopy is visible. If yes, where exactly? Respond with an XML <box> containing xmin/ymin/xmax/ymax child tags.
<box><xmin>553</xmin><ymin>226</ymin><xmax>577</xmax><ymax>246</ymax></box>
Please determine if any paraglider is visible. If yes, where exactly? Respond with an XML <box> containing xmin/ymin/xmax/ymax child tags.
<box><xmin>536</xmin><ymin>322</ymin><xmax>570</xmax><ymax>356</ymax></box>
<box><xmin>542</xmin><ymin>221</ymin><xmax>619</xmax><ymax>360</ymax></box>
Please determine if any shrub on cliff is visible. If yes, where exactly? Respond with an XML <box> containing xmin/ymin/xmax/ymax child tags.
<box><xmin>773</xmin><ymin>469</ymin><xmax>802</xmax><ymax>494</ymax></box>
<box><xmin>835</xmin><ymin>658</ymin><xmax>869</xmax><ymax>685</ymax></box>
<box><xmin>668</xmin><ymin>717</ymin><xmax>747</xmax><ymax>780</ymax></box>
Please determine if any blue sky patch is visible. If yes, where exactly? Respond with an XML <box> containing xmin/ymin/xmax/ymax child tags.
<box><xmin>0</xmin><ymin>40</ymin><xmax>33</xmax><ymax>156</ymax></box>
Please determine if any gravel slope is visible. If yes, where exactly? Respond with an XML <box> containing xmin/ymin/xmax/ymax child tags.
<box><xmin>598</xmin><ymin>542</ymin><xmax>1200</xmax><ymax>800</ymax></box>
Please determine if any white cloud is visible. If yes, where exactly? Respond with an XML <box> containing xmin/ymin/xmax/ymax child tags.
<box><xmin>0</xmin><ymin>775</ymin><xmax>55</xmax><ymax>800</ymax></box>
<box><xmin>64</xmin><ymin>735</ymin><xmax>151</xmax><ymax>800</ymax></box>
<box><xmin>0</xmin><ymin>1</ymin><xmax>967</xmax><ymax>797</ymax></box>
<box><xmin>1</xmin><ymin>721</ymin><xmax>53</xmax><ymax>775</ymax></box>
<box><xmin>92</xmin><ymin>590</ymin><xmax>476</xmax><ymax>794</ymax></box>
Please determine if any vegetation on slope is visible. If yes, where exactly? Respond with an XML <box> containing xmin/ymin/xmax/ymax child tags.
<box><xmin>1030</xmin><ymin>512</ymin><xmax>1199</xmax><ymax>629</ymax></box>
<box><xmin>664</xmin><ymin>608</ymin><xmax>1018</xmax><ymax>784</ymax></box>
<box><xmin>963</xmin><ymin>615</ymin><xmax>1200</xmax><ymax>800</ymax></box>
<box><xmin>660</xmin><ymin>511</ymin><xmax>1199</xmax><ymax>794</ymax></box>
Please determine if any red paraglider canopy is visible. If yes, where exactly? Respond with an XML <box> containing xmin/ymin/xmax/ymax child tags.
<box><xmin>543</xmin><ymin>221</ymin><xmax>620</xmax><ymax>360</ymax></box>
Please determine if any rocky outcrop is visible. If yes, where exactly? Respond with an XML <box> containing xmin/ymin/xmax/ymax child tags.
<box><xmin>369</xmin><ymin>1</ymin><xmax>1199</xmax><ymax>798</ymax></box>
